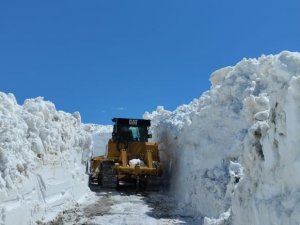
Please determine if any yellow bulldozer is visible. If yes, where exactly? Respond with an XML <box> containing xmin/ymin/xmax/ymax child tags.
<box><xmin>89</xmin><ymin>118</ymin><xmax>162</xmax><ymax>191</ymax></box>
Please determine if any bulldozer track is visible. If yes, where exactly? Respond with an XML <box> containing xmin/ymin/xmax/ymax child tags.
<box><xmin>99</xmin><ymin>161</ymin><xmax>118</xmax><ymax>188</ymax></box>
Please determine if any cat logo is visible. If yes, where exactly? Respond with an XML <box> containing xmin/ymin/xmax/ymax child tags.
<box><xmin>129</xmin><ymin>119</ymin><xmax>138</xmax><ymax>126</ymax></box>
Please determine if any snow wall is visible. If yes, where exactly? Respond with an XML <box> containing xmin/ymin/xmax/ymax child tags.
<box><xmin>0</xmin><ymin>94</ymin><xmax>100</xmax><ymax>225</ymax></box>
<box><xmin>145</xmin><ymin>51</ymin><xmax>300</xmax><ymax>225</ymax></box>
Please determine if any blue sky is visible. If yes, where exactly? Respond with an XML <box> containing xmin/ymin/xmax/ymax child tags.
<box><xmin>1</xmin><ymin>1</ymin><xmax>300</xmax><ymax>124</ymax></box>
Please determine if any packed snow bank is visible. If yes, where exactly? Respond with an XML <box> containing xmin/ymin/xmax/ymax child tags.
<box><xmin>88</xmin><ymin>125</ymin><xmax>112</xmax><ymax>157</ymax></box>
<box><xmin>145</xmin><ymin>51</ymin><xmax>300</xmax><ymax>225</ymax></box>
<box><xmin>0</xmin><ymin>93</ymin><xmax>95</xmax><ymax>225</ymax></box>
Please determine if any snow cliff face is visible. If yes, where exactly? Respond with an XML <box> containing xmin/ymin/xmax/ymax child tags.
<box><xmin>145</xmin><ymin>51</ymin><xmax>300</xmax><ymax>225</ymax></box>
<box><xmin>0</xmin><ymin>94</ymin><xmax>94</xmax><ymax>225</ymax></box>
<box><xmin>88</xmin><ymin>125</ymin><xmax>112</xmax><ymax>157</ymax></box>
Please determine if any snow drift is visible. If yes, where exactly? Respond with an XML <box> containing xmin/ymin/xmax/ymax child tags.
<box><xmin>145</xmin><ymin>51</ymin><xmax>300</xmax><ymax>225</ymax></box>
<box><xmin>0</xmin><ymin>94</ymin><xmax>96</xmax><ymax>225</ymax></box>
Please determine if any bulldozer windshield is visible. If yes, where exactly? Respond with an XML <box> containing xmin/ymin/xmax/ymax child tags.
<box><xmin>113</xmin><ymin>125</ymin><xmax>149</xmax><ymax>142</ymax></box>
<box><xmin>129</xmin><ymin>127</ymin><xmax>140</xmax><ymax>140</ymax></box>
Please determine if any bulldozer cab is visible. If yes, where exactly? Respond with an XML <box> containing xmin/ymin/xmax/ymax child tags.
<box><xmin>112</xmin><ymin>118</ymin><xmax>152</xmax><ymax>142</ymax></box>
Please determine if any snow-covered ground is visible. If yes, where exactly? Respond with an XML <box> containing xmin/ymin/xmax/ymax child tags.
<box><xmin>1</xmin><ymin>51</ymin><xmax>300</xmax><ymax>225</ymax></box>
<box><xmin>36</xmin><ymin>190</ymin><xmax>200</xmax><ymax>225</ymax></box>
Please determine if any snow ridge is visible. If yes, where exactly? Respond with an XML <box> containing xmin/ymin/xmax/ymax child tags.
<box><xmin>0</xmin><ymin>94</ymin><xmax>93</xmax><ymax>225</ymax></box>
<box><xmin>146</xmin><ymin>51</ymin><xmax>300</xmax><ymax>225</ymax></box>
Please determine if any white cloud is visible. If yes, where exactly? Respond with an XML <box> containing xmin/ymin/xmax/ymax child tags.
<box><xmin>112</xmin><ymin>107</ymin><xmax>126</xmax><ymax>111</ymax></box>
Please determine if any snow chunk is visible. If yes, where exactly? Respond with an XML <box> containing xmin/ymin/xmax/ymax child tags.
<box><xmin>129</xmin><ymin>159</ymin><xmax>145</xmax><ymax>167</ymax></box>
<box><xmin>204</xmin><ymin>209</ymin><xmax>231</xmax><ymax>225</ymax></box>
<box><xmin>210</xmin><ymin>66</ymin><xmax>233</xmax><ymax>87</ymax></box>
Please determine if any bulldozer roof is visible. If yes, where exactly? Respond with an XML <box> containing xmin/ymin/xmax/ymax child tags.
<box><xmin>112</xmin><ymin>118</ymin><xmax>151</xmax><ymax>127</ymax></box>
